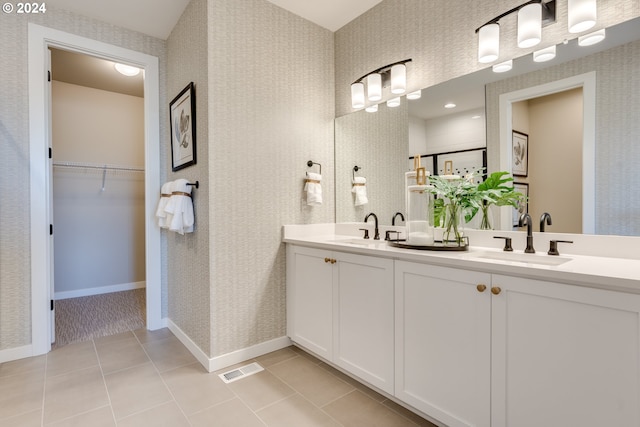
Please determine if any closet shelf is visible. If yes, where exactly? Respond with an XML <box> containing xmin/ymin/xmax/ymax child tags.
<box><xmin>52</xmin><ymin>161</ymin><xmax>144</xmax><ymax>172</ymax></box>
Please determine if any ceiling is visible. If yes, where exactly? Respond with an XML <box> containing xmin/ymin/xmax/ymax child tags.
<box><xmin>45</xmin><ymin>0</ymin><xmax>382</xmax><ymax>39</ymax></box>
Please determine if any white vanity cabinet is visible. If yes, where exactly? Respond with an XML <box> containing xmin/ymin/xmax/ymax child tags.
<box><xmin>286</xmin><ymin>245</ymin><xmax>395</xmax><ymax>394</ymax></box>
<box><xmin>491</xmin><ymin>274</ymin><xmax>640</xmax><ymax>427</ymax></box>
<box><xmin>394</xmin><ymin>261</ymin><xmax>492</xmax><ymax>427</ymax></box>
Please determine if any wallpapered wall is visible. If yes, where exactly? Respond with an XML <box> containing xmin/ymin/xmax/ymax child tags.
<box><xmin>0</xmin><ymin>7</ymin><xmax>167</xmax><ymax>351</ymax></box>
<box><xmin>208</xmin><ymin>0</ymin><xmax>335</xmax><ymax>357</ymax></box>
<box><xmin>334</xmin><ymin>0</ymin><xmax>639</xmax><ymax>118</ymax></box>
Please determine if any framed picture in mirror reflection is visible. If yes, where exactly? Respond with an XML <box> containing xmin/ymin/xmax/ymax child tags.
<box><xmin>513</xmin><ymin>182</ymin><xmax>529</xmax><ymax>227</ymax></box>
<box><xmin>512</xmin><ymin>131</ymin><xmax>528</xmax><ymax>177</ymax></box>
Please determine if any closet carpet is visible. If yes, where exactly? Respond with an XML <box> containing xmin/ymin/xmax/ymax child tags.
<box><xmin>54</xmin><ymin>289</ymin><xmax>146</xmax><ymax>348</ymax></box>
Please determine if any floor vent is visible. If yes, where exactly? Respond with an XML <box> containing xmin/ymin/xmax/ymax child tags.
<box><xmin>218</xmin><ymin>362</ymin><xmax>264</xmax><ymax>384</ymax></box>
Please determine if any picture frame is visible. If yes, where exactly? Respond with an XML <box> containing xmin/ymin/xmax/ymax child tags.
<box><xmin>170</xmin><ymin>82</ymin><xmax>197</xmax><ymax>172</ymax></box>
<box><xmin>512</xmin><ymin>130</ymin><xmax>528</xmax><ymax>177</ymax></box>
<box><xmin>513</xmin><ymin>182</ymin><xmax>529</xmax><ymax>227</ymax></box>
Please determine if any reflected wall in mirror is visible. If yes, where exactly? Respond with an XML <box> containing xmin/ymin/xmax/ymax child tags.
<box><xmin>335</xmin><ymin>16</ymin><xmax>640</xmax><ymax>236</ymax></box>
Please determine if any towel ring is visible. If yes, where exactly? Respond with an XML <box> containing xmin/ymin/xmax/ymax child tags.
<box><xmin>353</xmin><ymin>166</ymin><xmax>361</xmax><ymax>180</ymax></box>
<box><xmin>307</xmin><ymin>160</ymin><xmax>321</xmax><ymax>175</ymax></box>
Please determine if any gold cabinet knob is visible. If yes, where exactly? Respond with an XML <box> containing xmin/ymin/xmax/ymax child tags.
<box><xmin>491</xmin><ymin>286</ymin><xmax>502</xmax><ymax>295</ymax></box>
<box><xmin>477</xmin><ymin>284</ymin><xmax>487</xmax><ymax>293</ymax></box>
<box><xmin>324</xmin><ymin>257</ymin><xmax>331</xmax><ymax>263</ymax></box>
<box><xmin>330</xmin><ymin>259</ymin><xmax>337</xmax><ymax>264</ymax></box>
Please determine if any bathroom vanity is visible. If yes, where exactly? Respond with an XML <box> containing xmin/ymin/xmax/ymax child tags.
<box><xmin>284</xmin><ymin>223</ymin><xmax>640</xmax><ymax>427</ymax></box>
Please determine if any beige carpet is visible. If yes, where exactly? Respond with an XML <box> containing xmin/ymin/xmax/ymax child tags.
<box><xmin>54</xmin><ymin>288</ymin><xmax>146</xmax><ymax>347</ymax></box>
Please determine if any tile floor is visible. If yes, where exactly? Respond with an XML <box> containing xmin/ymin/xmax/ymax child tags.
<box><xmin>0</xmin><ymin>329</ymin><xmax>438</xmax><ymax>427</ymax></box>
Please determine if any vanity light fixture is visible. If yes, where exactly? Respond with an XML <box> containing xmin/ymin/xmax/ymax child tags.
<box><xmin>365</xmin><ymin>104</ymin><xmax>378</xmax><ymax>113</ymax></box>
<box><xmin>533</xmin><ymin>45</ymin><xmax>556</xmax><ymax>62</ymax></box>
<box><xmin>476</xmin><ymin>0</ymin><xmax>556</xmax><ymax>63</ymax></box>
<box><xmin>407</xmin><ymin>90</ymin><xmax>422</xmax><ymax>100</ymax></box>
<box><xmin>492</xmin><ymin>59</ymin><xmax>513</xmax><ymax>73</ymax></box>
<box><xmin>578</xmin><ymin>28</ymin><xmax>605</xmax><ymax>46</ymax></box>
<box><xmin>114</xmin><ymin>63</ymin><xmax>140</xmax><ymax>76</ymax></box>
<box><xmin>568</xmin><ymin>0</ymin><xmax>596</xmax><ymax>33</ymax></box>
<box><xmin>387</xmin><ymin>97</ymin><xmax>401</xmax><ymax>108</ymax></box>
<box><xmin>350</xmin><ymin>59</ymin><xmax>412</xmax><ymax>110</ymax></box>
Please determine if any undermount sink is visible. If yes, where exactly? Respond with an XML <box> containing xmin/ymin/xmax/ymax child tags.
<box><xmin>330</xmin><ymin>238</ymin><xmax>383</xmax><ymax>246</ymax></box>
<box><xmin>471</xmin><ymin>251</ymin><xmax>572</xmax><ymax>266</ymax></box>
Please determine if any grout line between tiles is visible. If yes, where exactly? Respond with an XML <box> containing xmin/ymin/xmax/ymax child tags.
<box><xmin>40</xmin><ymin>353</ymin><xmax>48</xmax><ymax>427</ymax></box>
<box><xmin>92</xmin><ymin>338</ymin><xmax>118</xmax><ymax>427</ymax></box>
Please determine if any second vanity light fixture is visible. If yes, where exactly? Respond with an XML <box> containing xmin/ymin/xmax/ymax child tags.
<box><xmin>351</xmin><ymin>58</ymin><xmax>412</xmax><ymax>110</ymax></box>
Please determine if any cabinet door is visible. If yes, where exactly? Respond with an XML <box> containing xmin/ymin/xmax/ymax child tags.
<box><xmin>286</xmin><ymin>245</ymin><xmax>334</xmax><ymax>360</ymax></box>
<box><xmin>334</xmin><ymin>252</ymin><xmax>395</xmax><ymax>394</ymax></box>
<box><xmin>492</xmin><ymin>275</ymin><xmax>640</xmax><ymax>427</ymax></box>
<box><xmin>395</xmin><ymin>261</ymin><xmax>491</xmax><ymax>427</ymax></box>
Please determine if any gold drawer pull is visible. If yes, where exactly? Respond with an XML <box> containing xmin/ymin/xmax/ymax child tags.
<box><xmin>330</xmin><ymin>259</ymin><xmax>336</xmax><ymax>264</ymax></box>
<box><xmin>491</xmin><ymin>286</ymin><xmax>502</xmax><ymax>295</ymax></box>
<box><xmin>324</xmin><ymin>257</ymin><xmax>331</xmax><ymax>263</ymax></box>
<box><xmin>477</xmin><ymin>284</ymin><xmax>487</xmax><ymax>293</ymax></box>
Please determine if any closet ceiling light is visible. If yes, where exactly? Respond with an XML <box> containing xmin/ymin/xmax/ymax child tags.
<box><xmin>350</xmin><ymin>59</ymin><xmax>412</xmax><ymax>111</ymax></box>
<box><xmin>578</xmin><ymin>28</ymin><xmax>605</xmax><ymax>46</ymax></box>
<box><xmin>444</xmin><ymin>103</ymin><xmax>456</xmax><ymax>109</ymax></box>
<box><xmin>492</xmin><ymin>59</ymin><xmax>513</xmax><ymax>73</ymax></box>
<box><xmin>533</xmin><ymin>45</ymin><xmax>556</xmax><ymax>62</ymax></box>
<box><xmin>568</xmin><ymin>0</ymin><xmax>597</xmax><ymax>33</ymax></box>
<box><xmin>114</xmin><ymin>63</ymin><xmax>140</xmax><ymax>77</ymax></box>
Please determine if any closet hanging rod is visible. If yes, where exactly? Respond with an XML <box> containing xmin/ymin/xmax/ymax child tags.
<box><xmin>52</xmin><ymin>161</ymin><xmax>144</xmax><ymax>172</ymax></box>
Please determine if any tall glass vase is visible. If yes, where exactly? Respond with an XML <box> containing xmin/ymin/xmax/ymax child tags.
<box><xmin>479</xmin><ymin>203</ymin><xmax>494</xmax><ymax>230</ymax></box>
<box><xmin>443</xmin><ymin>202</ymin><xmax>464</xmax><ymax>245</ymax></box>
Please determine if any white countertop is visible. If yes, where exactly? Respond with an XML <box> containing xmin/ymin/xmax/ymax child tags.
<box><xmin>283</xmin><ymin>223</ymin><xmax>640</xmax><ymax>294</ymax></box>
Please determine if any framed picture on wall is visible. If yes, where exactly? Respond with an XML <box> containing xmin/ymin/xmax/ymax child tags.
<box><xmin>513</xmin><ymin>182</ymin><xmax>529</xmax><ymax>227</ymax></box>
<box><xmin>170</xmin><ymin>82</ymin><xmax>197</xmax><ymax>171</ymax></box>
<box><xmin>512</xmin><ymin>130</ymin><xmax>528</xmax><ymax>177</ymax></box>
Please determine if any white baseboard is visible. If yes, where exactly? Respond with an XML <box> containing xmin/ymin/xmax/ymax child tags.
<box><xmin>167</xmin><ymin>319</ymin><xmax>291</xmax><ymax>372</ymax></box>
<box><xmin>0</xmin><ymin>344</ymin><xmax>34</xmax><ymax>364</ymax></box>
<box><xmin>55</xmin><ymin>281</ymin><xmax>146</xmax><ymax>300</ymax></box>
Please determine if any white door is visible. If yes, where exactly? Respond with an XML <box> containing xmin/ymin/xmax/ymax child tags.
<box><xmin>46</xmin><ymin>47</ymin><xmax>55</xmax><ymax>344</ymax></box>
<box><xmin>395</xmin><ymin>261</ymin><xmax>491</xmax><ymax>427</ymax></box>
<box><xmin>491</xmin><ymin>274</ymin><xmax>640</xmax><ymax>427</ymax></box>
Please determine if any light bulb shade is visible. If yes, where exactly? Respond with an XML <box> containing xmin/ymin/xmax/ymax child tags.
<box><xmin>568</xmin><ymin>0</ymin><xmax>596</xmax><ymax>33</ymax></box>
<box><xmin>518</xmin><ymin>3</ymin><xmax>542</xmax><ymax>48</ymax></box>
<box><xmin>578</xmin><ymin>28</ymin><xmax>605</xmax><ymax>46</ymax></box>
<box><xmin>533</xmin><ymin>45</ymin><xmax>556</xmax><ymax>62</ymax></box>
<box><xmin>478</xmin><ymin>23</ymin><xmax>500</xmax><ymax>63</ymax></box>
<box><xmin>114</xmin><ymin>63</ymin><xmax>140</xmax><ymax>76</ymax></box>
<box><xmin>390</xmin><ymin>64</ymin><xmax>407</xmax><ymax>94</ymax></box>
<box><xmin>407</xmin><ymin>90</ymin><xmax>422</xmax><ymax>100</ymax></box>
<box><xmin>387</xmin><ymin>97</ymin><xmax>401</xmax><ymax>108</ymax></box>
<box><xmin>365</xmin><ymin>104</ymin><xmax>378</xmax><ymax>113</ymax></box>
<box><xmin>492</xmin><ymin>59</ymin><xmax>513</xmax><ymax>73</ymax></box>
<box><xmin>351</xmin><ymin>82</ymin><xmax>365</xmax><ymax>109</ymax></box>
<box><xmin>367</xmin><ymin>73</ymin><xmax>382</xmax><ymax>101</ymax></box>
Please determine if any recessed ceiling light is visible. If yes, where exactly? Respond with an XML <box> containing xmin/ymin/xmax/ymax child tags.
<box><xmin>471</xmin><ymin>115</ymin><xmax>482</xmax><ymax>119</ymax></box>
<box><xmin>444</xmin><ymin>103</ymin><xmax>456</xmax><ymax>109</ymax></box>
<box><xmin>114</xmin><ymin>63</ymin><xmax>140</xmax><ymax>77</ymax></box>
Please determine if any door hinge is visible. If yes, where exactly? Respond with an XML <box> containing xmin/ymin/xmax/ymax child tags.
<box><xmin>47</xmin><ymin>70</ymin><xmax>51</xmax><ymax>82</ymax></box>
<box><xmin>51</xmin><ymin>300</ymin><xmax>54</xmax><ymax>311</ymax></box>
<box><xmin>49</xmin><ymin>147</ymin><xmax>52</xmax><ymax>159</ymax></box>
<box><xmin>50</xmin><ymin>224</ymin><xmax>53</xmax><ymax>235</ymax></box>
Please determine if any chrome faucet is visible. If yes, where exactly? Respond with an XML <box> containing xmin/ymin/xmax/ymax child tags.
<box><xmin>392</xmin><ymin>212</ymin><xmax>405</xmax><ymax>226</ymax></box>
<box><xmin>364</xmin><ymin>212</ymin><xmax>380</xmax><ymax>240</ymax></box>
<box><xmin>518</xmin><ymin>213</ymin><xmax>535</xmax><ymax>253</ymax></box>
<box><xmin>540</xmin><ymin>212</ymin><xmax>552</xmax><ymax>232</ymax></box>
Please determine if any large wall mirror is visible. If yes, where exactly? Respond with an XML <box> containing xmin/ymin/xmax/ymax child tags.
<box><xmin>335</xmin><ymin>16</ymin><xmax>640</xmax><ymax>236</ymax></box>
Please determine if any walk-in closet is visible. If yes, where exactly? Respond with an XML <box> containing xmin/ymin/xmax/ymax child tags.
<box><xmin>50</xmin><ymin>48</ymin><xmax>147</xmax><ymax>346</ymax></box>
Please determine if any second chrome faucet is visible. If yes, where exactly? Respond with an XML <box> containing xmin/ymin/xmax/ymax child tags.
<box><xmin>518</xmin><ymin>213</ymin><xmax>535</xmax><ymax>253</ymax></box>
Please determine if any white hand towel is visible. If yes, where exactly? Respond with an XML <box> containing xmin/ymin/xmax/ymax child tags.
<box><xmin>165</xmin><ymin>179</ymin><xmax>194</xmax><ymax>234</ymax></box>
<box><xmin>155</xmin><ymin>181</ymin><xmax>173</xmax><ymax>228</ymax></box>
<box><xmin>162</xmin><ymin>181</ymin><xmax>177</xmax><ymax>228</ymax></box>
<box><xmin>352</xmin><ymin>176</ymin><xmax>368</xmax><ymax>206</ymax></box>
<box><xmin>304</xmin><ymin>172</ymin><xmax>322</xmax><ymax>206</ymax></box>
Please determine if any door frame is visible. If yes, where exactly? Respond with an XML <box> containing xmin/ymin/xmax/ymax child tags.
<box><xmin>28</xmin><ymin>23</ymin><xmax>162</xmax><ymax>356</ymax></box>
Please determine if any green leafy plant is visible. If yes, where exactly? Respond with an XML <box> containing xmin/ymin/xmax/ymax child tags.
<box><xmin>476</xmin><ymin>171</ymin><xmax>525</xmax><ymax>229</ymax></box>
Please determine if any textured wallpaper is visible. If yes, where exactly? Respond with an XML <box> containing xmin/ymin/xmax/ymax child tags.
<box><xmin>335</xmin><ymin>0</ymin><xmax>640</xmax><ymax>117</ymax></box>
<box><xmin>0</xmin><ymin>7</ymin><xmax>167</xmax><ymax>351</ymax></box>
<box><xmin>166</xmin><ymin>0</ymin><xmax>212</xmax><ymax>355</ymax></box>
<box><xmin>486</xmin><ymin>39</ymin><xmax>640</xmax><ymax>236</ymax></box>
<box><xmin>208</xmin><ymin>0</ymin><xmax>335</xmax><ymax>356</ymax></box>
